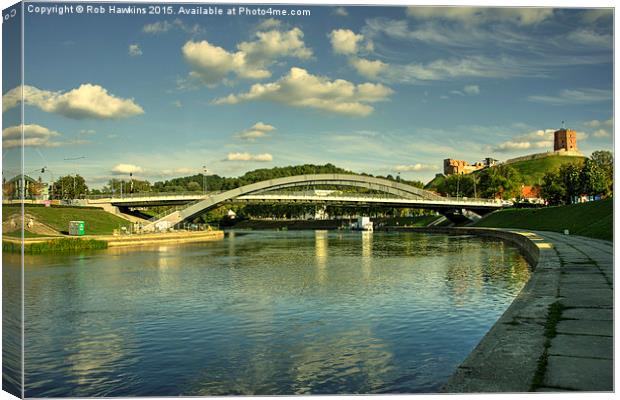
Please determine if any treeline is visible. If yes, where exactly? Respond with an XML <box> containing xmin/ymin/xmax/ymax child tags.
<box><xmin>434</xmin><ymin>150</ymin><xmax>613</xmax><ymax>203</ymax></box>
<box><xmin>540</xmin><ymin>151</ymin><xmax>613</xmax><ymax>205</ymax></box>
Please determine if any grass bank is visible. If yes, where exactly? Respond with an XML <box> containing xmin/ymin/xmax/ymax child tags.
<box><xmin>474</xmin><ymin>198</ymin><xmax>612</xmax><ymax>241</ymax></box>
<box><xmin>3</xmin><ymin>237</ymin><xmax>108</xmax><ymax>254</ymax></box>
<box><xmin>3</xmin><ymin>204</ymin><xmax>131</xmax><ymax>235</ymax></box>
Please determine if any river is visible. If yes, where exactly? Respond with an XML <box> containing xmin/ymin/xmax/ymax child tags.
<box><xmin>8</xmin><ymin>230</ymin><xmax>530</xmax><ymax>396</ymax></box>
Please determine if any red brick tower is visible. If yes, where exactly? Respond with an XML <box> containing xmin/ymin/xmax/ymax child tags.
<box><xmin>554</xmin><ymin>128</ymin><xmax>577</xmax><ymax>151</ymax></box>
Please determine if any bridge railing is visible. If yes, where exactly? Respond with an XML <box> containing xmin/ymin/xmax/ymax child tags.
<box><xmin>85</xmin><ymin>191</ymin><xmax>222</xmax><ymax>200</ymax></box>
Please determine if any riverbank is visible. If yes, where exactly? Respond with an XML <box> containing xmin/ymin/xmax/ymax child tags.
<box><xmin>472</xmin><ymin>198</ymin><xmax>612</xmax><ymax>241</ymax></box>
<box><xmin>3</xmin><ymin>230</ymin><xmax>224</xmax><ymax>252</ymax></box>
<box><xmin>406</xmin><ymin>227</ymin><xmax>613</xmax><ymax>392</ymax></box>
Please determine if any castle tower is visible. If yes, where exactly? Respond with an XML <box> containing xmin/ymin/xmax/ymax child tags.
<box><xmin>554</xmin><ymin>127</ymin><xmax>577</xmax><ymax>152</ymax></box>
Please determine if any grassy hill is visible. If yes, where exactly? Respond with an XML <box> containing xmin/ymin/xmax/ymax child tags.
<box><xmin>473</xmin><ymin>198</ymin><xmax>612</xmax><ymax>241</ymax></box>
<box><xmin>505</xmin><ymin>155</ymin><xmax>586</xmax><ymax>186</ymax></box>
<box><xmin>3</xmin><ymin>205</ymin><xmax>131</xmax><ymax>235</ymax></box>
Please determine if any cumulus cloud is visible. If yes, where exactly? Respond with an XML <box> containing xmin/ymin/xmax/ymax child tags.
<box><xmin>255</xmin><ymin>18</ymin><xmax>282</xmax><ymax>31</ymax></box>
<box><xmin>349</xmin><ymin>57</ymin><xmax>388</xmax><ymax>79</ymax></box>
<box><xmin>463</xmin><ymin>84</ymin><xmax>480</xmax><ymax>95</ymax></box>
<box><xmin>3</xmin><ymin>84</ymin><xmax>144</xmax><ymax>119</ymax></box>
<box><xmin>593</xmin><ymin>129</ymin><xmax>611</xmax><ymax>138</ymax></box>
<box><xmin>494</xmin><ymin>128</ymin><xmax>588</xmax><ymax>152</ymax></box>
<box><xmin>182</xmin><ymin>27</ymin><xmax>312</xmax><ymax>85</ymax></box>
<box><xmin>333</xmin><ymin>7</ymin><xmax>348</xmax><ymax>16</ymax></box>
<box><xmin>161</xmin><ymin>167</ymin><xmax>196</xmax><ymax>176</ymax></box>
<box><xmin>394</xmin><ymin>164</ymin><xmax>438</xmax><ymax>172</ymax></box>
<box><xmin>128</xmin><ymin>44</ymin><xmax>143</xmax><ymax>56</ymax></box>
<box><xmin>584</xmin><ymin>118</ymin><xmax>613</xmax><ymax>129</ymax></box>
<box><xmin>111</xmin><ymin>163</ymin><xmax>144</xmax><ymax>175</ymax></box>
<box><xmin>329</xmin><ymin>29</ymin><xmax>364</xmax><ymax>55</ymax></box>
<box><xmin>405</xmin><ymin>7</ymin><xmax>554</xmax><ymax>25</ymax></box>
<box><xmin>143</xmin><ymin>18</ymin><xmax>204</xmax><ymax>35</ymax></box>
<box><xmin>236</xmin><ymin>122</ymin><xmax>275</xmax><ymax>141</ymax></box>
<box><xmin>528</xmin><ymin>88</ymin><xmax>612</xmax><ymax>105</ymax></box>
<box><xmin>2</xmin><ymin>124</ymin><xmax>61</xmax><ymax>149</ymax></box>
<box><xmin>226</xmin><ymin>152</ymin><xmax>273</xmax><ymax>162</ymax></box>
<box><xmin>214</xmin><ymin>67</ymin><xmax>393</xmax><ymax>117</ymax></box>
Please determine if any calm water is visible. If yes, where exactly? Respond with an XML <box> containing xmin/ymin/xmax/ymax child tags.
<box><xmin>15</xmin><ymin>231</ymin><xmax>530</xmax><ymax>396</ymax></box>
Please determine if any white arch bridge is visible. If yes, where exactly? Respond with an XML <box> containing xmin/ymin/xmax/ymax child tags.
<box><xmin>85</xmin><ymin>174</ymin><xmax>511</xmax><ymax>231</ymax></box>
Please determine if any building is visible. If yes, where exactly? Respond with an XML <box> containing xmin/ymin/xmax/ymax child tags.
<box><xmin>554</xmin><ymin>128</ymin><xmax>577</xmax><ymax>152</ymax></box>
<box><xmin>443</xmin><ymin>158</ymin><xmax>496</xmax><ymax>175</ymax></box>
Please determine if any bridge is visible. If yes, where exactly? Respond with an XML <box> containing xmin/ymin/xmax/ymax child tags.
<box><xmin>85</xmin><ymin>174</ymin><xmax>511</xmax><ymax>231</ymax></box>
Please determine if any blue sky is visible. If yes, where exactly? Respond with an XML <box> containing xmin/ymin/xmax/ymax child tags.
<box><xmin>2</xmin><ymin>3</ymin><xmax>614</xmax><ymax>187</ymax></box>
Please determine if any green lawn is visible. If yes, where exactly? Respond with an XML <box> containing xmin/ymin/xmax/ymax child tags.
<box><xmin>474</xmin><ymin>198</ymin><xmax>613</xmax><ymax>241</ymax></box>
<box><xmin>3</xmin><ymin>230</ymin><xmax>52</xmax><ymax>238</ymax></box>
<box><xmin>505</xmin><ymin>155</ymin><xmax>585</xmax><ymax>186</ymax></box>
<box><xmin>3</xmin><ymin>205</ymin><xmax>131</xmax><ymax>235</ymax></box>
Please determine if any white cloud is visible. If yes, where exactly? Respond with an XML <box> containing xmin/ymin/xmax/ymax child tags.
<box><xmin>214</xmin><ymin>67</ymin><xmax>393</xmax><ymax>117</ymax></box>
<box><xmin>236</xmin><ymin>122</ymin><xmax>275</xmax><ymax>141</ymax></box>
<box><xmin>528</xmin><ymin>88</ymin><xmax>612</xmax><ymax>105</ymax></box>
<box><xmin>2</xmin><ymin>124</ymin><xmax>61</xmax><ymax>149</ymax></box>
<box><xmin>161</xmin><ymin>167</ymin><xmax>197</xmax><ymax>176</ymax></box>
<box><xmin>581</xmin><ymin>9</ymin><xmax>612</xmax><ymax>24</ymax></box>
<box><xmin>143</xmin><ymin>18</ymin><xmax>204</xmax><ymax>35</ymax></box>
<box><xmin>584</xmin><ymin>118</ymin><xmax>613</xmax><ymax>129</ymax></box>
<box><xmin>593</xmin><ymin>129</ymin><xmax>611</xmax><ymax>138</ymax></box>
<box><xmin>394</xmin><ymin>164</ymin><xmax>438</xmax><ymax>172</ymax></box>
<box><xmin>333</xmin><ymin>7</ymin><xmax>348</xmax><ymax>16</ymax></box>
<box><xmin>405</xmin><ymin>7</ymin><xmax>554</xmax><ymax>25</ymax></box>
<box><xmin>463</xmin><ymin>84</ymin><xmax>480</xmax><ymax>95</ymax></box>
<box><xmin>329</xmin><ymin>29</ymin><xmax>364</xmax><ymax>55</ymax></box>
<box><xmin>255</xmin><ymin>18</ymin><xmax>282</xmax><ymax>31</ymax></box>
<box><xmin>111</xmin><ymin>163</ymin><xmax>144</xmax><ymax>175</ymax></box>
<box><xmin>226</xmin><ymin>152</ymin><xmax>273</xmax><ymax>162</ymax></box>
<box><xmin>494</xmin><ymin>128</ymin><xmax>588</xmax><ymax>152</ymax></box>
<box><xmin>3</xmin><ymin>84</ymin><xmax>144</xmax><ymax>119</ymax></box>
<box><xmin>128</xmin><ymin>44</ymin><xmax>143</xmax><ymax>56</ymax></box>
<box><xmin>349</xmin><ymin>57</ymin><xmax>388</xmax><ymax>79</ymax></box>
<box><xmin>565</xmin><ymin>29</ymin><xmax>612</xmax><ymax>48</ymax></box>
<box><xmin>172</xmin><ymin>100</ymin><xmax>182</xmax><ymax>108</ymax></box>
<box><xmin>182</xmin><ymin>27</ymin><xmax>312</xmax><ymax>85</ymax></box>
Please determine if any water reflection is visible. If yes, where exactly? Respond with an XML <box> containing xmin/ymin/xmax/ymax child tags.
<box><xmin>22</xmin><ymin>231</ymin><xmax>530</xmax><ymax>396</ymax></box>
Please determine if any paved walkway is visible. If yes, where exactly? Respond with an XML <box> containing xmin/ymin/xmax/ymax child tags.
<box><xmin>533</xmin><ymin>231</ymin><xmax>613</xmax><ymax>392</ymax></box>
<box><xmin>442</xmin><ymin>228</ymin><xmax>613</xmax><ymax>393</ymax></box>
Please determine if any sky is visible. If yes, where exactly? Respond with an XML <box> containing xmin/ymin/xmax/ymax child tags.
<box><xmin>1</xmin><ymin>2</ymin><xmax>614</xmax><ymax>188</ymax></box>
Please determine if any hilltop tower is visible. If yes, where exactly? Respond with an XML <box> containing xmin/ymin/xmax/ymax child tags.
<box><xmin>554</xmin><ymin>126</ymin><xmax>577</xmax><ymax>152</ymax></box>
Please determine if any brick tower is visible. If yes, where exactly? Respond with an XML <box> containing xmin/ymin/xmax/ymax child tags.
<box><xmin>554</xmin><ymin>128</ymin><xmax>577</xmax><ymax>152</ymax></box>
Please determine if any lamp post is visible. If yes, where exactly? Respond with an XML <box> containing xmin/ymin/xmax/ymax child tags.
<box><xmin>203</xmin><ymin>165</ymin><xmax>208</xmax><ymax>195</ymax></box>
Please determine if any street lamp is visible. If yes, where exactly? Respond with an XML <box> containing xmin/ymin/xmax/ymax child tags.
<box><xmin>203</xmin><ymin>165</ymin><xmax>208</xmax><ymax>195</ymax></box>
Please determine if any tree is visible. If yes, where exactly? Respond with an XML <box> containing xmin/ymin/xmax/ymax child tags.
<box><xmin>52</xmin><ymin>175</ymin><xmax>88</xmax><ymax>199</ymax></box>
<box><xmin>478</xmin><ymin>165</ymin><xmax>523</xmax><ymax>199</ymax></box>
<box><xmin>187</xmin><ymin>181</ymin><xmax>202</xmax><ymax>192</ymax></box>
<box><xmin>580</xmin><ymin>159</ymin><xmax>608</xmax><ymax>197</ymax></box>
<box><xmin>437</xmin><ymin>174</ymin><xmax>475</xmax><ymax>197</ymax></box>
<box><xmin>540</xmin><ymin>170</ymin><xmax>565</xmax><ymax>205</ymax></box>
<box><xmin>589</xmin><ymin>150</ymin><xmax>613</xmax><ymax>195</ymax></box>
<box><xmin>558</xmin><ymin>162</ymin><xmax>582</xmax><ymax>203</ymax></box>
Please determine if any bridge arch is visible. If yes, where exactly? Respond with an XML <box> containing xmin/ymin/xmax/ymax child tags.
<box><xmin>146</xmin><ymin>174</ymin><xmax>443</xmax><ymax>229</ymax></box>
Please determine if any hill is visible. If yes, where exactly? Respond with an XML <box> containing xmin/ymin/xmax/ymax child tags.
<box><xmin>504</xmin><ymin>155</ymin><xmax>586</xmax><ymax>186</ymax></box>
<box><xmin>3</xmin><ymin>204</ymin><xmax>131</xmax><ymax>235</ymax></box>
<box><xmin>424</xmin><ymin>155</ymin><xmax>586</xmax><ymax>192</ymax></box>
<box><xmin>473</xmin><ymin>198</ymin><xmax>612</xmax><ymax>241</ymax></box>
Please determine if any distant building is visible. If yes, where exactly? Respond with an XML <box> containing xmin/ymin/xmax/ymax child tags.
<box><xmin>520</xmin><ymin>185</ymin><xmax>544</xmax><ymax>204</ymax></box>
<box><xmin>554</xmin><ymin>128</ymin><xmax>578</xmax><ymax>152</ymax></box>
<box><xmin>443</xmin><ymin>157</ymin><xmax>496</xmax><ymax>175</ymax></box>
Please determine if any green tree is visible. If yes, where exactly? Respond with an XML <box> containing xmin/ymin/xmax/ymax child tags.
<box><xmin>558</xmin><ymin>162</ymin><xmax>582</xmax><ymax>203</ymax></box>
<box><xmin>478</xmin><ymin>165</ymin><xmax>522</xmax><ymax>199</ymax></box>
<box><xmin>437</xmin><ymin>174</ymin><xmax>475</xmax><ymax>197</ymax></box>
<box><xmin>589</xmin><ymin>150</ymin><xmax>613</xmax><ymax>195</ymax></box>
<box><xmin>52</xmin><ymin>175</ymin><xmax>88</xmax><ymax>199</ymax></box>
<box><xmin>580</xmin><ymin>159</ymin><xmax>608</xmax><ymax>197</ymax></box>
<box><xmin>540</xmin><ymin>170</ymin><xmax>565</xmax><ymax>205</ymax></box>
<box><xmin>187</xmin><ymin>181</ymin><xmax>202</xmax><ymax>192</ymax></box>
